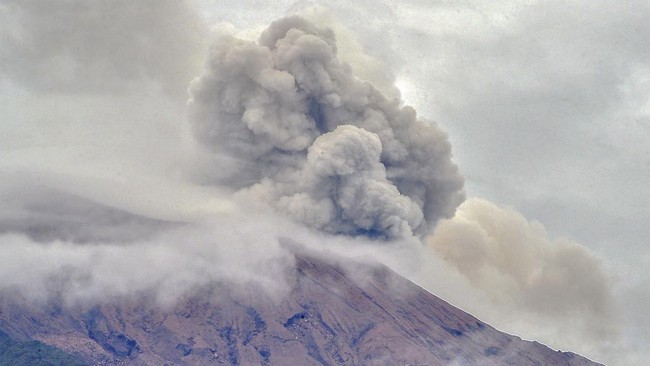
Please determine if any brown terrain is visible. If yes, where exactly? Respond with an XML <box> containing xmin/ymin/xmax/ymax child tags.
<box><xmin>0</xmin><ymin>250</ymin><xmax>602</xmax><ymax>365</ymax></box>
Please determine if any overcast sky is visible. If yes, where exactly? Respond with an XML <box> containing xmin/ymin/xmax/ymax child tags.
<box><xmin>199</xmin><ymin>1</ymin><xmax>650</xmax><ymax>363</ymax></box>
<box><xmin>1</xmin><ymin>1</ymin><xmax>648</xmax><ymax>365</ymax></box>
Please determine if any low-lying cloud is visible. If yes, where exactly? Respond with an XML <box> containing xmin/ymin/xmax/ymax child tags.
<box><xmin>0</xmin><ymin>213</ymin><xmax>304</xmax><ymax>306</ymax></box>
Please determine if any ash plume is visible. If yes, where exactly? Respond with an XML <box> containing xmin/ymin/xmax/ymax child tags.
<box><xmin>425</xmin><ymin>198</ymin><xmax>615</xmax><ymax>342</ymax></box>
<box><xmin>188</xmin><ymin>16</ymin><xmax>465</xmax><ymax>238</ymax></box>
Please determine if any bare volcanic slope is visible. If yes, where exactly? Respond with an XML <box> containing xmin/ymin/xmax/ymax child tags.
<box><xmin>0</xmin><ymin>251</ymin><xmax>602</xmax><ymax>366</ymax></box>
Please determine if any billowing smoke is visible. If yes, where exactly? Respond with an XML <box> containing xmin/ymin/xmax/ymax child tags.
<box><xmin>425</xmin><ymin>198</ymin><xmax>615</xmax><ymax>341</ymax></box>
<box><xmin>187</xmin><ymin>16</ymin><xmax>465</xmax><ymax>238</ymax></box>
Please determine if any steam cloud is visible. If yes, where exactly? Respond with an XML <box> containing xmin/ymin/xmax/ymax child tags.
<box><xmin>188</xmin><ymin>16</ymin><xmax>465</xmax><ymax>238</ymax></box>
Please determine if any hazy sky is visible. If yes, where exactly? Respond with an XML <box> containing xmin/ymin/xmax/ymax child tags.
<box><xmin>1</xmin><ymin>1</ymin><xmax>648</xmax><ymax>365</ymax></box>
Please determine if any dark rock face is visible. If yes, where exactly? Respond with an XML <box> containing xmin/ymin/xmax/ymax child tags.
<box><xmin>83</xmin><ymin>307</ymin><xmax>140</xmax><ymax>358</ymax></box>
<box><xmin>0</xmin><ymin>253</ymin><xmax>602</xmax><ymax>365</ymax></box>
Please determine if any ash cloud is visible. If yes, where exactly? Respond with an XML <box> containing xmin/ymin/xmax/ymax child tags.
<box><xmin>188</xmin><ymin>16</ymin><xmax>465</xmax><ymax>238</ymax></box>
<box><xmin>425</xmin><ymin>198</ymin><xmax>615</xmax><ymax>342</ymax></box>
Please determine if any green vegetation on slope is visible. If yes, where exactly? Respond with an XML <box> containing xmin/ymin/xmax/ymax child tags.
<box><xmin>0</xmin><ymin>330</ymin><xmax>86</xmax><ymax>366</ymax></box>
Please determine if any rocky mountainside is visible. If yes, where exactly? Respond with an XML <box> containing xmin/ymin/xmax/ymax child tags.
<box><xmin>0</xmin><ymin>251</ymin><xmax>602</xmax><ymax>365</ymax></box>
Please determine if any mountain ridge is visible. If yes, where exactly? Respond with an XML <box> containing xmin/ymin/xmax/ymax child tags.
<box><xmin>0</xmin><ymin>248</ymin><xmax>603</xmax><ymax>365</ymax></box>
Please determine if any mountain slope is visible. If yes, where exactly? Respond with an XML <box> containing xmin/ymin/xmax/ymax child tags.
<box><xmin>0</xmin><ymin>330</ymin><xmax>86</xmax><ymax>366</ymax></box>
<box><xmin>0</xmin><ymin>251</ymin><xmax>602</xmax><ymax>365</ymax></box>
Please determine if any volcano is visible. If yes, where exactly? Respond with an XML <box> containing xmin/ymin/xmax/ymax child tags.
<box><xmin>0</xmin><ymin>248</ymin><xmax>601</xmax><ymax>365</ymax></box>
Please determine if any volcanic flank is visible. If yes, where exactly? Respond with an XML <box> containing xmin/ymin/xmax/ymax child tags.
<box><xmin>0</xmin><ymin>248</ymin><xmax>602</xmax><ymax>366</ymax></box>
